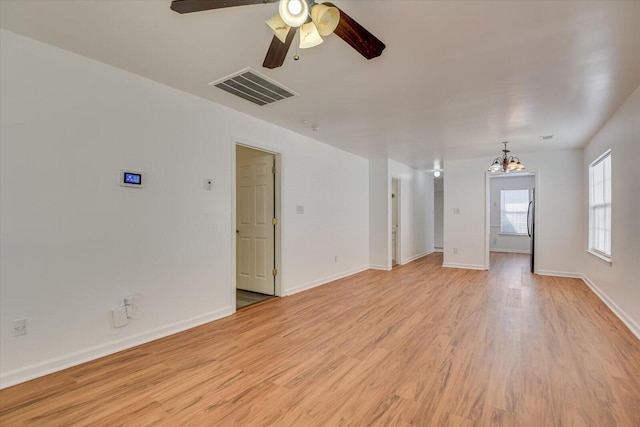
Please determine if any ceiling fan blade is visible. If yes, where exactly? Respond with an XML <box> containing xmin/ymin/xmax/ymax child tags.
<box><xmin>323</xmin><ymin>2</ymin><xmax>385</xmax><ymax>60</ymax></box>
<box><xmin>170</xmin><ymin>0</ymin><xmax>276</xmax><ymax>14</ymax></box>
<box><xmin>263</xmin><ymin>27</ymin><xmax>296</xmax><ymax>69</ymax></box>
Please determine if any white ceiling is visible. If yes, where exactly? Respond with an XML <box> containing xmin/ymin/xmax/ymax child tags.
<box><xmin>2</xmin><ymin>0</ymin><xmax>639</xmax><ymax>171</ymax></box>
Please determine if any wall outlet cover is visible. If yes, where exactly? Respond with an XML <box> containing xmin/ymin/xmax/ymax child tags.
<box><xmin>111</xmin><ymin>306</ymin><xmax>128</xmax><ymax>328</ymax></box>
<box><xmin>12</xmin><ymin>318</ymin><xmax>27</xmax><ymax>337</ymax></box>
<box><xmin>125</xmin><ymin>304</ymin><xmax>143</xmax><ymax>320</ymax></box>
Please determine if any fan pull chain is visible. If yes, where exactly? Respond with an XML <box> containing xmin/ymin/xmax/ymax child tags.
<box><xmin>293</xmin><ymin>27</ymin><xmax>300</xmax><ymax>61</ymax></box>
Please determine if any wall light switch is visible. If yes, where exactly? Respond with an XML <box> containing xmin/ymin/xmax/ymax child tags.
<box><xmin>204</xmin><ymin>179</ymin><xmax>213</xmax><ymax>190</ymax></box>
<box><xmin>453</xmin><ymin>208</ymin><xmax>461</xmax><ymax>215</ymax></box>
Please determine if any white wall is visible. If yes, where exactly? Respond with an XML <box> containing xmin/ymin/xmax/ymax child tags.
<box><xmin>444</xmin><ymin>150</ymin><xmax>583</xmax><ymax>274</ymax></box>
<box><xmin>388</xmin><ymin>159</ymin><xmax>434</xmax><ymax>264</ymax></box>
<box><xmin>489</xmin><ymin>175</ymin><xmax>535</xmax><ymax>253</ymax></box>
<box><xmin>582</xmin><ymin>86</ymin><xmax>640</xmax><ymax>338</ymax></box>
<box><xmin>443</xmin><ymin>158</ymin><xmax>488</xmax><ymax>269</ymax></box>
<box><xmin>0</xmin><ymin>30</ymin><xmax>369</xmax><ymax>387</ymax></box>
<box><xmin>369</xmin><ymin>159</ymin><xmax>389</xmax><ymax>269</ymax></box>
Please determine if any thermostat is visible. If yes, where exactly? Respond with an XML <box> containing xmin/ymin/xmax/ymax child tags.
<box><xmin>119</xmin><ymin>169</ymin><xmax>144</xmax><ymax>188</ymax></box>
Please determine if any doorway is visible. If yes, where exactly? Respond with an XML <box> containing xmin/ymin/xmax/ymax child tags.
<box><xmin>485</xmin><ymin>172</ymin><xmax>537</xmax><ymax>271</ymax></box>
<box><xmin>434</xmin><ymin>176</ymin><xmax>444</xmax><ymax>252</ymax></box>
<box><xmin>235</xmin><ymin>144</ymin><xmax>280</xmax><ymax>309</ymax></box>
<box><xmin>392</xmin><ymin>178</ymin><xmax>401</xmax><ymax>267</ymax></box>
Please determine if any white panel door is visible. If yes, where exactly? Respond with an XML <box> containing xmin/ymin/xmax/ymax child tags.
<box><xmin>237</xmin><ymin>153</ymin><xmax>275</xmax><ymax>294</ymax></box>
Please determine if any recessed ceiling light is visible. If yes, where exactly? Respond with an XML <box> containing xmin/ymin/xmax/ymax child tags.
<box><xmin>540</xmin><ymin>135</ymin><xmax>554</xmax><ymax>140</ymax></box>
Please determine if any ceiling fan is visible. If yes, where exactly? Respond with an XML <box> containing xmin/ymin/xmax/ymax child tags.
<box><xmin>170</xmin><ymin>0</ymin><xmax>386</xmax><ymax>69</ymax></box>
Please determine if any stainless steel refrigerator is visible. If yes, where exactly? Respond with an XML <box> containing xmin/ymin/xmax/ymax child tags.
<box><xmin>527</xmin><ymin>188</ymin><xmax>535</xmax><ymax>273</ymax></box>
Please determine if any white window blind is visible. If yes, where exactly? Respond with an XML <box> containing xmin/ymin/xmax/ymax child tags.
<box><xmin>589</xmin><ymin>150</ymin><xmax>611</xmax><ymax>259</ymax></box>
<box><xmin>500</xmin><ymin>189</ymin><xmax>529</xmax><ymax>235</ymax></box>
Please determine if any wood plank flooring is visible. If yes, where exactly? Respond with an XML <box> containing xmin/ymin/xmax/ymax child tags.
<box><xmin>1</xmin><ymin>253</ymin><xmax>639</xmax><ymax>426</ymax></box>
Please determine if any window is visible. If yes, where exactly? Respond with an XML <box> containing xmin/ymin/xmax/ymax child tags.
<box><xmin>500</xmin><ymin>189</ymin><xmax>530</xmax><ymax>235</ymax></box>
<box><xmin>589</xmin><ymin>150</ymin><xmax>612</xmax><ymax>260</ymax></box>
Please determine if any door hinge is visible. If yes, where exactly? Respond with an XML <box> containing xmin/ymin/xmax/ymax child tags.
<box><xmin>272</xmin><ymin>217</ymin><xmax>278</xmax><ymax>226</ymax></box>
<box><xmin>272</xmin><ymin>166</ymin><xmax>276</xmax><ymax>175</ymax></box>
<box><xmin>272</xmin><ymin>268</ymin><xmax>278</xmax><ymax>277</ymax></box>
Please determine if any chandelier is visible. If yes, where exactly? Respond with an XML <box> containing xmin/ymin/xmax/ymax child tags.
<box><xmin>488</xmin><ymin>141</ymin><xmax>525</xmax><ymax>173</ymax></box>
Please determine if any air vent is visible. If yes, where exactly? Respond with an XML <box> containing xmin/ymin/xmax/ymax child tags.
<box><xmin>540</xmin><ymin>135</ymin><xmax>554</xmax><ymax>140</ymax></box>
<box><xmin>209</xmin><ymin>68</ymin><xmax>299</xmax><ymax>106</ymax></box>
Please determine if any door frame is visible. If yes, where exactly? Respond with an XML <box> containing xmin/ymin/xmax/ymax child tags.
<box><xmin>484</xmin><ymin>170</ymin><xmax>539</xmax><ymax>271</ymax></box>
<box><xmin>231</xmin><ymin>139</ymin><xmax>283</xmax><ymax>312</ymax></box>
<box><xmin>391</xmin><ymin>176</ymin><xmax>402</xmax><ymax>266</ymax></box>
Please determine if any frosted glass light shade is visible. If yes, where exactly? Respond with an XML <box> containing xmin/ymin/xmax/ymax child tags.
<box><xmin>299</xmin><ymin>22</ymin><xmax>323</xmax><ymax>49</ymax></box>
<box><xmin>488</xmin><ymin>159</ymin><xmax>502</xmax><ymax>172</ymax></box>
<box><xmin>266</xmin><ymin>14</ymin><xmax>291</xmax><ymax>43</ymax></box>
<box><xmin>279</xmin><ymin>0</ymin><xmax>309</xmax><ymax>28</ymax></box>
<box><xmin>311</xmin><ymin>4</ymin><xmax>340</xmax><ymax>36</ymax></box>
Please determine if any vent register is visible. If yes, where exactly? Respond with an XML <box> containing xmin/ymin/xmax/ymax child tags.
<box><xmin>209</xmin><ymin>68</ymin><xmax>298</xmax><ymax>106</ymax></box>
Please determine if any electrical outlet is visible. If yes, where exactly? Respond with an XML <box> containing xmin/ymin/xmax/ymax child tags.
<box><xmin>111</xmin><ymin>306</ymin><xmax>128</xmax><ymax>328</ymax></box>
<box><xmin>453</xmin><ymin>248</ymin><xmax>459</xmax><ymax>255</ymax></box>
<box><xmin>124</xmin><ymin>294</ymin><xmax>143</xmax><ymax>320</ymax></box>
<box><xmin>493</xmin><ymin>238</ymin><xmax>497</xmax><ymax>244</ymax></box>
<box><xmin>203</xmin><ymin>178</ymin><xmax>213</xmax><ymax>190</ymax></box>
<box><xmin>12</xmin><ymin>318</ymin><xmax>27</xmax><ymax>337</ymax></box>
<box><xmin>334</xmin><ymin>256</ymin><xmax>338</xmax><ymax>263</ymax></box>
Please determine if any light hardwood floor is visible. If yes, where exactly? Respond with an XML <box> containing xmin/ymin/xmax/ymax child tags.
<box><xmin>1</xmin><ymin>253</ymin><xmax>639</xmax><ymax>426</ymax></box>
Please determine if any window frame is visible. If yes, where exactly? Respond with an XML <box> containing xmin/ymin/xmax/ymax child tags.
<box><xmin>588</xmin><ymin>149</ymin><xmax>612</xmax><ymax>263</ymax></box>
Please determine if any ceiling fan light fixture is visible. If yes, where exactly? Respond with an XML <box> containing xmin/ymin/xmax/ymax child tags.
<box><xmin>311</xmin><ymin>4</ymin><xmax>340</xmax><ymax>36</ymax></box>
<box><xmin>279</xmin><ymin>0</ymin><xmax>309</xmax><ymax>28</ymax></box>
<box><xmin>299</xmin><ymin>22</ymin><xmax>323</xmax><ymax>49</ymax></box>
<box><xmin>266</xmin><ymin>14</ymin><xmax>291</xmax><ymax>44</ymax></box>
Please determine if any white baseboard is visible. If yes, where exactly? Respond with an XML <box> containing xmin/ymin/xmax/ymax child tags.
<box><xmin>536</xmin><ymin>270</ymin><xmax>582</xmax><ymax>278</ymax></box>
<box><xmin>400</xmin><ymin>251</ymin><xmax>432</xmax><ymax>265</ymax></box>
<box><xmin>285</xmin><ymin>265</ymin><xmax>370</xmax><ymax>296</ymax></box>
<box><xmin>369</xmin><ymin>264</ymin><xmax>392</xmax><ymax>271</ymax></box>
<box><xmin>0</xmin><ymin>307</ymin><xmax>233</xmax><ymax>389</ymax></box>
<box><xmin>433</xmin><ymin>248</ymin><xmax>443</xmax><ymax>253</ymax></box>
<box><xmin>442</xmin><ymin>263</ymin><xmax>487</xmax><ymax>271</ymax></box>
<box><xmin>581</xmin><ymin>275</ymin><xmax>640</xmax><ymax>341</ymax></box>
<box><xmin>490</xmin><ymin>249</ymin><xmax>530</xmax><ymax>254</ymax></box>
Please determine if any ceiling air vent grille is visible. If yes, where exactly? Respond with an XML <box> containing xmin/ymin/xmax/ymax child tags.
<box><xmin>209</xmin><ymin>68</ymin><xmax>299</xmax><ymax>106</ymax></box>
